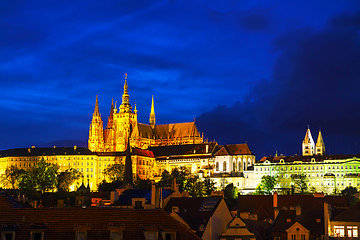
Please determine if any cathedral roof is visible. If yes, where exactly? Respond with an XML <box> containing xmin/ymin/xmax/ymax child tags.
<box><xmin>131</xmin><ymin>122</ymin><xmax>201</xmax><ymax>140</ymax></box>
<box><xmin>154</xmin><ymin>122</ymin><xmax>201</xmax><ymax>139</ymax></box>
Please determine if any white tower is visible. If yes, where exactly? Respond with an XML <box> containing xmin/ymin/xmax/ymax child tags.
<box><xmin>302</xmin><ymin>127</ymin><xmax>315</xmax><ymax>156</ymax></box>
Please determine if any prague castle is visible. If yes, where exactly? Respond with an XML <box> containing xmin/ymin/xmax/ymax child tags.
<box><xmin>88</xmin><ymin>74</ymin><xmax>203</xmax><ymax>152</ymax></box>
<box><xmin>0</xmin><ymin>75</ymin><xmax>359</xmax><ymax>194</ymax></box>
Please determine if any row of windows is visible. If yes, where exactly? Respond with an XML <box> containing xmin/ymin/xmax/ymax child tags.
<box><xmin>257</xmin><ymin>165</ymin><xmax>360</xmax><ymax>172</ymax></box>
<box><xmin>334</xmin><ymin>226</ymin><xmax>358</xmax><ymax>238</ymax></box>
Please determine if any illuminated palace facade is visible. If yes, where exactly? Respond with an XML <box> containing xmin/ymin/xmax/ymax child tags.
<box><xmin>250</xmin><ymin>128</ymin><xmax>360</xmax><ymax>194</ymax></box>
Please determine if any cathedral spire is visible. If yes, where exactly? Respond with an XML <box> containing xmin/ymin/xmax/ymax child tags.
<box><xmin>119</xmin><ymin>73</ymin><xmax>132</xmax><ymax>113</ymax></box>
<box><xmin>106</xmin><ymin>98</ymin><xmax>114</xmax><ymax>129</ymax></box>
<box><xmin>149</xmin><ymin>95</ymin><xmax>156</xmax><ymax>129</ymax></box>
<box><xmin>93</xmin><ymin>95</ymin><xmax>100</xmax><ymax>116</ymax></box>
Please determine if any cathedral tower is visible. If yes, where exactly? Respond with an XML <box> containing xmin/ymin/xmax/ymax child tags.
<box><xmin>88</xmin><ymin>95</ymin><xmax>104</xmax><ymax>152</ymax></box>
<box><xmin>149</xmin><ymin>95</ymin><xmax>156</xmax><ymax>129</ymax></box>
<box><xmin>315</xmin><ymin>130</ymin><xmax>325</xmax><ymax>155</ymax></box>
<box><xmin>112</xmin><ymin>74</ymin><xmax>138</xmax><ymax>151</ymax></box>
<box><xmin>302</xmin><ymin>127</ymin><xmax>315</xmax><ymax>156</ymax></box>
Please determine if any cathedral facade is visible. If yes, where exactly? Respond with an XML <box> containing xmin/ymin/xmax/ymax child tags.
<box><xmin>88</xmin><ymin>75</ymin><xmax>204</xmax><ymax>152</ymax></box>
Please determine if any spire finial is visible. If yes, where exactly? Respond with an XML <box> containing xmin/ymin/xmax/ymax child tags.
<box><xmin>119</xmin><ymin>73</ymin><xmax>132</xmax><ymax>113</ymax></box>
<box><xmin>94</xmin><ymin>95</ymin><xmax>100</xmax><ymax>115</ymax></box>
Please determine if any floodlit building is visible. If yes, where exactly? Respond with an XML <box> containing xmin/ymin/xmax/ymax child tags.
<box><xmin>89</xmin><ymin>75</ymin><xmax>203</xmax><ymax>152</ymax></box>
<box><xmin>254</xmin><ymin>128</ymin><xmax>360</xmax><ymax>194</ymax></box>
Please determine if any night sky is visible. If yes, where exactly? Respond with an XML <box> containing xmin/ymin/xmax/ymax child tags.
<box><xmin>1</xmin><ymin>1</ymin><xmax>360</xmax><ymax>159</ymax></box>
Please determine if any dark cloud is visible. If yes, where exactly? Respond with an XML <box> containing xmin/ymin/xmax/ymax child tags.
<box><xmin>240</xmin><ymin>11</ymin><xmax>271</xmax><ymax>31</ymax></box>
<box><xmin>197</xmin><ymin>11</ymin><xmax>360</xmax><ymax>158</ymax></box>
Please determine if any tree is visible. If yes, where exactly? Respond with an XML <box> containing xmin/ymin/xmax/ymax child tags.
<box><xmin>98</xmin><ymin>180</ymin><xmax>122</xmax><ymax>192</ymax></box>
<box><xmin>103</xmin><ymin>163</ymin><xmax>125</xmax><ymax>182</ymax></box>
<box><xmin>57</xmin><ymin>168</ymin><xmax>82</xmax><ymax>191</ymax></box>
<box><xmin>1</xmin><ymin>165</ymin><xmax>25</xmax><ymax>189</ymax></box>
<box><xmin>291</xmin><ymin>174</ymin><xmax>308</xmax><ymax>194</ymax></box>
<box><xmin>255</xmin><ymin>175</ymin><xmax>277</xmax><ymax>195</ymax></box>
<box><xmin>341</xmin><ymin>186</ymin><xmax>359</xmax><ymax>206</ymax></box>
<box><xmin>18</xmin><ymin>158</ymin><xmax>59</xmax><ymax>194</ymax></box>
<box><xmin>203</xmin><ymin>178</ymin><xmax>216</xmax><ymax>196</ymax></box>
<box><xmin>224</xmin><ymin>183</ymin><xmax>238</xmax><ymax>209</ymax></box>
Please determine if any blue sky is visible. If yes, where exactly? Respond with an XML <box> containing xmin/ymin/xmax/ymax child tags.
<box><xmin>1</xmin><ymin>1</ymin><xmax>359</xmax><ymax>158</ymax></box>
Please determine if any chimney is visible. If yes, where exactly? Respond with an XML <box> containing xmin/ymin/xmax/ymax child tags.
<box><xmin>296</xmin><ymin>205</ymin><xmax>301</xmax><ymax>216</ymax></box>
<box><xmin>273</xmin><ymin>191</ymin><xmax>278</xmax><ymax>208</ymax></box>
<box><xmin>273</xmin><ymin>191</ymin><xmax>279</xmax><ymax>219</ymax></box>
<box><xmin>151</xmin><ymin>184</ymin><xmax>156</xmax><ymax>206</ymax></box>
<box><xmin>324</xmin><ymin>202</ymin><xmax>331</xmax><ymax>239</ymax></box>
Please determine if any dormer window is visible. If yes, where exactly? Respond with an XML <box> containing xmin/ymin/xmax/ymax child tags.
<box><xmin>108</xmin><ymin>223</ymin><xmax>125</xmax><ymax>240</ymax></box>
<box><xmin>74</xmin><ymin>224</ymin><xmax>90</xmax><ymax>240</ymax></box>
<box><xmin>144</xmin><ymin>231</ymin><xmax>157</xmax><ymax>240</ymax></box>
<box><xmin>1</xmin><ymin>231</ymin><xmax>15</xmax><ymax>240</ymax></box>
<box><xmin>162</xmin><ymin>232</ymin><xmax>176</xmax><ymax>240</ymax></box>
<box><xmin>30</xmin><ymin>232</ymin><xmax>44</xmax><ymax>240</ymax></box>
<box><xmin>30</xmin><ymin>223</ymin><xmax>46</xmax><ymax>240</ymax></box>
<box><xmin>110</xmin><ymin>231</ymin><xmax>123</xmax><ymax>240</ymax></box>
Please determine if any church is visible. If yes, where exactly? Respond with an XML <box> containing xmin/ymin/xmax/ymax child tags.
<box><xmin>88</xmin><ymin>74</ymin><xmax>204</xmax><ymax>152</ymax></box>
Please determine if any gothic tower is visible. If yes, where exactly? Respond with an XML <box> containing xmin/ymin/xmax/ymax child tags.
<box><xmin>112</xmin><ymin>74</ymin><xmax>138</xmax><ymax>151</ymax></box>
<box><xmin>88</xmin><ymin>95</ymin><xmax>104</xmax><ymax>152</ymax></box>
<box><xmin>149</xmin><ymin>95</ymin><xmax>156</xmax><ymax>129</ymax></box>
<box><xmin>302</xmin><ymin>127</ymin><xmax>315</xmax><ymax>156</ymax></box>
<box><xmin>315</xmin><ymin>130</ymin><xmax>325</xmax><ymax>155</ymax></box>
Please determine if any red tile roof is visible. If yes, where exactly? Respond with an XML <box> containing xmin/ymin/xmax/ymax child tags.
<box><xmin>0</xmin><ymin>195</ymin><xmax>200</xmax><ymax>240</ymax></box>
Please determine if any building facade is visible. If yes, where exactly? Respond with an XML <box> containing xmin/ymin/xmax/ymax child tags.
<box><xmin>253</xmin><ymin>128</ymin><xmax>360</xmax><ymax>194</ymax></box>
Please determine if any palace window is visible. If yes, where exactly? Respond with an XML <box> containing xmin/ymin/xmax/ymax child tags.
<box><xmin>223</xmin><ymin>162</ymin><xmax>227</xmax><ymax>172</ymax></box>
<box><xmin>216</xmin><ymin>162</ymin><xmax>219</xmax><ymax>171</ymax></box>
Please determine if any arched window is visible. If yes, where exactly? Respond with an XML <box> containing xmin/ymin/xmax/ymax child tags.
<box><xmin>216</xmin><ymin>162</ymin><xmax>219</xmax><ymax>171</ymax></box>
<box><xmin>223</xmin><ymin>162</ymin><xmax>227</xmax><ymax>172</ymax></box>
<box><xmin>239</xmin><ymin>162</ymin><xmax>242</xmax><ymax>172</ymax></box>
<box><xmin>233</xmin><ymin>162</ymin><xmax>236</xmax><ymax>171</ymax></box>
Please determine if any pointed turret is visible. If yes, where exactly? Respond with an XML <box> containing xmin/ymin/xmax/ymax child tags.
<box><xmin>94</xmin><ymin>95</ymin><xmax>100</xmax><ymax>116</ymax></box>
<box><xmin>119</xmin><ymin>73</ymin><xmax>132</xmax><ymax>113</ymax></box>
<box><xmin>315</xmin><ymin>130</ymin><xmax>325</xmax><ymax>155</ymax></box>
<box><xmin>88</xmin><ymin>96</ymin><xmax>104</xmax><ymax>152</ymax></box>
<box><xmin>149</xmin><ymin>95</ymin><xmax>156</xmax><ymax>129</ymax></box>
<box><xmin>106</xmin><ymin>98</ymin><xmax>114</xmax><ymax>129</ymax></box>
<box><xmin>302</xmin><ymin>127</ymin><xmax>315</xmax><ymax>156</ymax></box>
